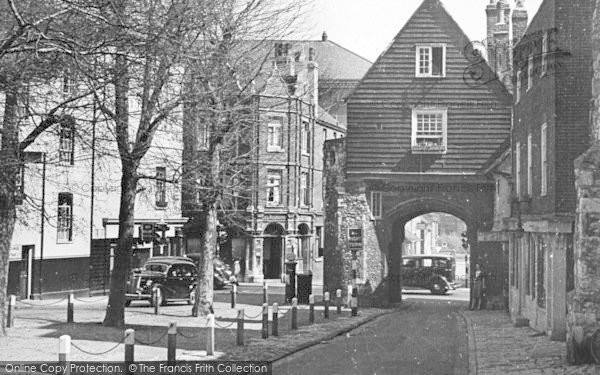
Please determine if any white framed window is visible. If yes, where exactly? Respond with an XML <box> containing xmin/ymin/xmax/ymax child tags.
<box><xmin>527</xmin><ymin>55</ymin><xmax>533</xmax><ymax>91</ymax></box>
<box><xmin>527</xmin><ymin>133</ymin><xmax>533</xmax><ymax>196</ymax></box>
<box><xmin>267</xmin><ymin>117</ymin><xmax>283</xmax><ymax>151</ymax></box>
<box><xmin>15</xmin><ymin>164</ymin><xmax>24</xmax><ymax>205</ymax></box>
<box><xmin>370</xmin><ymin>191</ymin><xmax>382</xmax><ymax>219</ymax></box>
<box><xmin>58</xmin><ymin>118</ymin><xmax>75</xmax><ymax>166</ymax></box>
<box><xmin>411</xmin><ymin>108</ymin><xmax>447</xmax><ymax>154</ymax></box>
<box><xmin>155</xmin><ymin>167</ymin><xmax>167</xmax><ymax>208</ymax></box>
<box><xmin>300</xmin><ymin>171</ymin><xmax>310</xmax><ymax>206</ymax></box>
<box><xmin>541</xmin><ymin>32</ymin><xmax>548</xmax><ymax>76</ymax></box>
<box><xmin>516</xmin><ymin>71</ymin><xmax>522</xmax><ymax>103</ymax></box>
<box><xmin>301</xmin><ymin>121</ymin><xmax>311</xmax><ymax>154</ymax></box>
<box><xmin>515</xmin><ymin>142</ymin><xmax>521</xmax><ymax>198</ymax></box>
<box><xmin>57</xmin><ymin>193</ymin><xmax>73</xmax><ymax>243</ymax></box>
<box><xmin>541</xmin><ymin>124</ymin><xmax>547</xmax><ymax>196</ymax></box>
<box><xmin>315</xmin><ymin>226</ymin><xmax>323</xmax><ymax>257</ymax></box>
<box><xmin>62</xmin><ymin>68</ymin><xmax>76</xmax><ymax>96</ymax></box>
<box><xmin>274</xmin><ymin>42</ymin><xmax>291</xmax><ymax>57</ymax></box>
<box><xmin>266</xmin><ymin>170</ymin><xmax>282</xmax><ymax>206</ymax></box>
<box><xmin>415</xmin><ymin>44</ymin><xmax>446</xmax><ymax>77</ymax></box>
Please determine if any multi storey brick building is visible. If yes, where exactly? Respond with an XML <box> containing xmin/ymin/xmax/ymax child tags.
<box><xmin>182</xmin><ymin>38</ymin><xmax>370</xmax><ymax>284</ymax></box>
<box><xmin>506</xmin><ymin>0</ymin><xmax>593</xmax><ymax>341</ymax></box>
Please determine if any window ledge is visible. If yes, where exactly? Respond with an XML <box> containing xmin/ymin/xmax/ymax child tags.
<box><xmin>411</xmin><ymin>145</ymin><xmax>447</xmax><ymax>154</ymax></box>
<box><xmin>415</xmin><ymin>75</ymin><xmax>445</xmax><ymax>78</ymax></box>
<box><xmin>57</xmin><ymin>240</ymin><xmax>73</xmax><ymax>244</ymax></box>
<box><xmin>267</xmin><ymin>147</ymin><xmax>284</xmax><ymax>153</ymax></box>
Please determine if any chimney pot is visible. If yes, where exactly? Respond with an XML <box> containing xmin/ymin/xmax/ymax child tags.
<box><xmin>322</xmin><ymin>31</ymin><xmax>328</xmax><ymax>42</ymax></box>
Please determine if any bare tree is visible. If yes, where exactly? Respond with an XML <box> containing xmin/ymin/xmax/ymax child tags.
<box><xmin>0</xmin><ymin>0</ymin><xmax>102</xmax><ymax>336</ymax></box>
<box><xmin>183</xmin><ymin>0</ymin><xmax>307</xmax><ymax>315</ymax></box>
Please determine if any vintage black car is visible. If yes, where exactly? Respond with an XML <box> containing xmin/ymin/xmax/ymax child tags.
<box><xmin>185</xmin><ymin>253</ymin><xmax>232</xmax><ymax>290</ymax></box>
<box><xmin>125</xmin><ymin>256</ymin><xmax>197</xmax><ymax>306</ymax></box>
<box><xmin>402</xmin><ymin>254</ymin><xmax>455</xmax><ymax>295</ymax></box>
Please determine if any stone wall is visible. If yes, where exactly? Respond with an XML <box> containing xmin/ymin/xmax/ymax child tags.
<box><xmin>323</xmin><ymin>139</ymin><xmax>386</xmax><ymax>305</ymax></box>
<box><xmin>566</xmin><ymin>0</ymin><xmax>600</xmax><ymax>364</ymax></box>
<box><xmin>568</xmin><ymin>145</ymin><xmax>600</xmax><ymax>363</ymax></box>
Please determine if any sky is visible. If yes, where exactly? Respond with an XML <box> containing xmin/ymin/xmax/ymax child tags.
<box><xmin>306</xmin><ymin>0</ymin><xmax>543</xmax><ymax>61</ymax></box>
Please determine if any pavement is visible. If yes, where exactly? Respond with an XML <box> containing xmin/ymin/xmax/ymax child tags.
<box><xmin>0</xmin><ymin>289</ymin><xmax>391</xmax><ymax>363</ymax></box>
<box><xmin>462</xmin><ymin>309</ymin><xmax>599</xmax><ymax>374</ymax></box>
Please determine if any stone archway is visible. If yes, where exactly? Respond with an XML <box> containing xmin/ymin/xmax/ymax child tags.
<box><xmin>381</xmin><ymin>196</ymin><xmax>504</xmax><ymax>305</ymax></box>
<box><xmin>263</xmin><ymin>223</ymin><xmax>286</xmax><ymax>279</ymax></box>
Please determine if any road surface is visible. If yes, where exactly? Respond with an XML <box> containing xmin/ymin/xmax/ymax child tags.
<box><xmin>273</xmin><ymin>289</ymin><xmax>470</xmax><ymax>375</ymax></box>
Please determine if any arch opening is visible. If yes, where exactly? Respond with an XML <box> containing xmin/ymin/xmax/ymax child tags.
<box><xmin>263</xmin><ymin>223</ymin><xmax>286</xmax><ymax>279</ymax></box>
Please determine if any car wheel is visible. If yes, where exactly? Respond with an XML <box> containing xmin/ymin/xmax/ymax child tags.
<box><xmin>430</xmin><ymin>281</ymin><xmax>443</xmax><ymax>295</ymax></box>
<box><xmin>188</xmin><ymin>288</ymin><xmax>196</xmax><ymax>305</ymax></box>
<box><xmin>125</xmin><ymin>299</ymin><xmax>132</xmax><ymax>307</ymax></box>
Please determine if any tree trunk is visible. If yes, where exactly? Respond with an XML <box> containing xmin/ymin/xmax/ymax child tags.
<box><xmin>0</xmin><ymin>91</ymin><xmax>20</xmax><ymax>336</ymax></box>
<box><xmin>102</xmin><ymin>164</ymin><xmax>137</xmax><ymax>327</ymax></box>
<box><xmin>192</xmin><ymin>202</ymin><xmax>216</xmax><ymax>316</ymax></box>
<box><xmin>0</xmin><ymin>215</ymin><xmax>16</xmax><ymax>336</ymax></box>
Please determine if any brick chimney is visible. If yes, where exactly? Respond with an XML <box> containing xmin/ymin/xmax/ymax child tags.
<box><xmin>322</xmin><ymin>31</ymin><xmax>328</xmax><ymax>42</ymax></box>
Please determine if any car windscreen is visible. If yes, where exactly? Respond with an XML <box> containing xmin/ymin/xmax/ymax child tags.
<box><xmin>144</xmin><ymin>263</ymin><xmax>168</xmax><ymax>273</ymax></box>
<box><xmin>433</xmin><ymin>258</ymin><xmax>452</xmax><ymax>269</ymax></box>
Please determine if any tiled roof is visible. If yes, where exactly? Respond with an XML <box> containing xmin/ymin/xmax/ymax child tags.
<box><xmin>309</xmin><ymin>40</ymin><xmax>372</xmax><ymax>80</ymax></box>
<box><xmin>243</xmin><ymin>39</ymin><xmax>372</xmax><ymax>81</ymax></box>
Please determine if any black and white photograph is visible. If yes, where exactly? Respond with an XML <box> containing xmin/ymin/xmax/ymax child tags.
<box><xmin>1</xmin><ymin>0</ymin><xmax>600</xmax><ymax>374</ymax></box>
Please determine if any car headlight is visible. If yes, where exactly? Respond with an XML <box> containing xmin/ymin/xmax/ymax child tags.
<box><xmin>145</xmin><ymin>280</ymin><xmax>153</xmax><ymax>287</ymax></box>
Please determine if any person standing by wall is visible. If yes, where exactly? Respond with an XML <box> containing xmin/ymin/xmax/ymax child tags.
<box><xmin>470</xmin><ymin>264</ymin><xmax>486</xmax><ymax>310</ymax></box>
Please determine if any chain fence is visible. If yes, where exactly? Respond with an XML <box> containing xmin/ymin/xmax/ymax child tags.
<box><xmin>74</xmin><ymin>296</ymin><xmax>108</xmax><ymax>303</ymax></box>
<box><xmin>244</xmin><ymin>310</ymin><xmax>264</xmax><ymax>320</ymax></box>
<box><xmin>214</xmin><ymin>319</ymin><xmax>236</xmax><ymax>329</ymax></box>
<box><xmin>16</xmin><ymin>297</ymin><xmax>68</xmax><ymax>308</ymax></box>
<box><xmin>134</xmin><ymin>331</ymin><xmax>168</xmax><ymax>346</ymax></box>
<box><xmin>71</xmin><ymin>339</ymin><xmax>123</xmax><ymax>356</ymax></box>
<box><xmin>176</xmin><ymin>329</ymin><xmax>203</xmax><ymax>340</ymax></box>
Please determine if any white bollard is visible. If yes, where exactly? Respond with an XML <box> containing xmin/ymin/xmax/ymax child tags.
<box><xmin>7</xmin><ymin>295</ymin><xmax>16</xmax><ymax>328</ymax></box>
<box><xmin>124</xmin><ymin>328</ymin><xmax>135</xmax><ymax>363</ymax></box>
<box><xmin>324</xmin><ymin>292</ymin><xmax>330</xmax><ymax>319</ymax></box>
<box><xmin>207</xmin><ymin>314</ymin><xmax>215</xmax><ymax>356</ymax></box>
<box><xmin>59</xmin><ymin>335</ymin><xmax>71</xmax><ymax>375</ymax></box>
<box><xmin>347</xmin><ymin>285</ymin><xmax>353</xmax><ymax>306</ymax></box>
